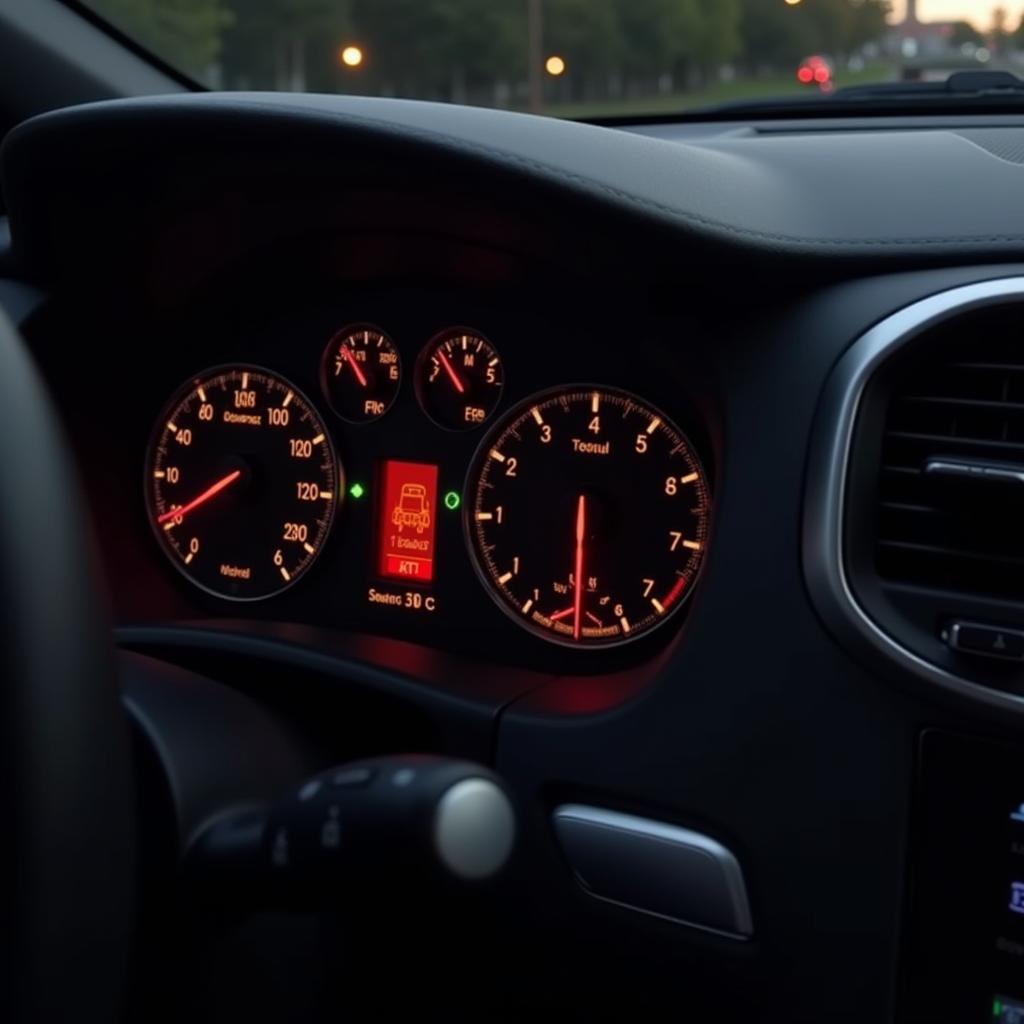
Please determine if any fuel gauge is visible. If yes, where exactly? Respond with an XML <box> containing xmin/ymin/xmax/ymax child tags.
<box><xmin>416</xmin><ymin>328</ymin><xmax>504</xmax><ymax>430</ymax></box>
<box><xmin>321</xmin><ymin>325</ymin><xmax>401</xmax><ymax>424</ymax></box>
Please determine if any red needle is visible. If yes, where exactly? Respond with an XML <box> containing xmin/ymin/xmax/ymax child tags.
<box><xmin>573</xmin><ymin>494</ymin><xmax>586</xmax><ymax>641</ymax></box>
<box><xmin>437</xmin><ymin>350</ymin><xmax>465</xmax><ymax>395</ymax></box>
<box><xmin>157</xmin><ymin>469</ymin><xmax>242</xmax><ymax>525</ymax></box>
<box><xmin>341</xmin><ymin>345</ymin><xmax>368</xmax><ymax>388</ymax></box>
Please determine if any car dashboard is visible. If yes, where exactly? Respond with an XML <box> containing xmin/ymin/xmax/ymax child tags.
<box><xmin>6</xmin><ymin>93</ymin><xmax>1024</xmax><ymax>1021</ymax></box>
<box><xmin>33</xmin><ymin>245</ymin><xmax>716</xmax><ymax>675</ymax></box>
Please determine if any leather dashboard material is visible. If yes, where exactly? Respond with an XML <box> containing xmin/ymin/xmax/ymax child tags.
<box><xmin>6</xmin><ymin>93</ymin><xmax>1024</xmax><ymax>268</ymax></box>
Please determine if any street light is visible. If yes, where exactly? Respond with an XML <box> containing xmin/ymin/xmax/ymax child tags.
<box><xmin>339</xmin><ymin>45</ymin><xmax>364</xmax><ymax>69</ymax></box>
<box><xmin>545</xmin><ymin>55</ymin><xmax>566</xmax><ymax>77</ymax></box>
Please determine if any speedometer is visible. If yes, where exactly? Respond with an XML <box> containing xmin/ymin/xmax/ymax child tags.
<box><xmin>465</xmin><ymin>386</ymin><xmax>710</xmax><ymax>647</ymax></box>
<box><xmin>145</xmin><ymin>365</ymin><xmax>339</xmax><ymax>600</ymax></box>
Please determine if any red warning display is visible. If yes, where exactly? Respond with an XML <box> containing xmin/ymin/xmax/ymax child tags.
<box><xmin>377</xmin><ymin>460</ymin><xmax>439</xmax><ymax>583</ymax></box>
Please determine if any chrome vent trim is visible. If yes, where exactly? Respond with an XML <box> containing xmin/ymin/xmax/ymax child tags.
<box><xmin>804</xmin><ymin>276</ymin><xmax>1024</xmax><ymax>714</ymax></box>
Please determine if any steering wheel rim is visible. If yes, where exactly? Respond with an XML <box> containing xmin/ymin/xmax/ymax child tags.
<box><xmin>0</xmin><ymin>308</ymin><xmax>134</xmax><ymax>1021</ymax></box>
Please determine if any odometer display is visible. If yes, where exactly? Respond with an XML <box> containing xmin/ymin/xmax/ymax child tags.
<box><xmin>466</xmin><ymin>386</ymin><xmax>710</xmax><ymax>647</ymax></box>
<box><xmin>146</xmin><ymin>365</ymin><xmax>339</xmax><ymax>600</ymax></box>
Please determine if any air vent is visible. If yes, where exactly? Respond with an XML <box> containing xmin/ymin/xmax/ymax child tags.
<box><xmin>806</xmin><ymin>278</ymin><xmax>1024</xmax><ymax>710</ymax></box>
<box><xmin>878</xmin><ymin>330</ymin><xmax>1024</xmax><ymax>601</ymax></box>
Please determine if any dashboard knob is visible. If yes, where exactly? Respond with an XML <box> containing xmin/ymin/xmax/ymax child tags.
<box><xmin>434</xmin><ymin>776</ymin><xmax>515</xmax><ymax>881</ymax></box>
<box><xmin>188</xmin><ymin>755</ymin><xmax>517</xmax><ymax>906</ymax></box>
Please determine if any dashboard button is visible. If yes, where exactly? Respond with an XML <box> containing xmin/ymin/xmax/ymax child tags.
<box><xmin>944</xmin><ymin>621</ymin><xmax>1024</xmax><ymax>661</ymax></box>
<box><xmin>552</xmin><ymin>805</ymin><xmax>752</xmax><ymax>939</ymax></box>
<box><xmin>298</xmin><ymin>779</ymin><xmax>322</xmax><ymax>801</ymax></box>
<box><xmin>330</xmin><ymin>767</ymin><xmax>375</xmax><ymax>788</ymax></box>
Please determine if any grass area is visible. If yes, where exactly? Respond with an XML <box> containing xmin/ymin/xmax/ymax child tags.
<box><xmin>547</xmin><ymin>63</ymin><xmax>895</xmax><ymax>119</ymax></box>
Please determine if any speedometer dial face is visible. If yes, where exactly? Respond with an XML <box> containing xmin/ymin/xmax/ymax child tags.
<box><xmin>146</xmin><ymin>365</ymin><xmax>339</xmax><ymax>601</ymax></box>
<box><xmin>465</xmin><ymin>386</ymin><xmax>711</xmax><ymax>647</ymax></box>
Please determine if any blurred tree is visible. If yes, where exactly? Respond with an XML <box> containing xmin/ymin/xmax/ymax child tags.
<box><xmin>339</xmin><ymin>0</ymin><xmax>524</xmax><ymax>102</ymax></box>
<box><xmin>91</xmin><ymin>0</ymin><xmax>897</xmax><ymax>103</ymax></box>
<box><xmin>737</xmin><ymin>0</ymin><xmax>887</xmax><ymax>70</ymax></box>
<box><xmin>841</xmin><ymin>0</ymin><xmax>890</xmax><ymax>53</ymax></box>
<box><xmin>610</xmin><ymin>0</ymin><xmax>741</xmax><ymax>91</ymax></box>
<box><xmin>799</xmin><ymin>0</ymin><xmax>889</xmax><ymax>57</ymax></box>
<box><xmin>736</xmin><ymin>0</ymin><xmax>816</xmax><ymax>70</ymax></box>
<box><xmin>543</xmin><ymin>0</ymin><xmax>621</xmax><ymax>99</ymax></box>
<box><xmin>89</xmin><ymin>0</ymin><xmax>231</xmax><ymax>78</ymax></box>
<box><xmin>220</xmin><ymin>0</ymin><xmax>351</xmax><ymax>90</ymax></box>
<box><xmin>991</xmin><ymin>5</ymin><xmax>1011</xmax><ymax>54</ymax></box>
<box><xmin>950</xmin><ymin>20</ymin><xmax>985</xmax><ymax>47</ymax></box>
<box><xmin>693</xmin><ymin>0</ymin><xmax>742</xmax><ymax>77</ymax></box>
<box><xmin>431</xmin><ymin>0</ymin><xmax>525</xmax><ymax>102</ymax></box>
<box><xmin>613</xmin><ymin>0</ymin><xmax>701</xmax><ymax>79</ymax></box>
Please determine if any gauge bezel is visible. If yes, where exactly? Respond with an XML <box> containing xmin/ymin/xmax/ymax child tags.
<box><xmin>320</xmin><ymin>322</ymin><xmax>402</xmax><ymax>424</ymax></box>
<box><xmin>462</xmin><ymin>383</ymin><xmax>711</xmax><ymax>650</ymax></box>
<box><xmin>414</xmin><ymin>326</ymin><xmax>505</xmax><ymax>432</ymax></box>
<box><xmin>143</xmin><ymin>362</ymin><xmax>341</xmax><ymax>603</ymax></box>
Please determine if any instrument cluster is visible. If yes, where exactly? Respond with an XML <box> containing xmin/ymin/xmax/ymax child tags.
<box><xmin>131</xmin><ymin>296</ymin><xmax>715</xmax><ymax>664</ymax></box>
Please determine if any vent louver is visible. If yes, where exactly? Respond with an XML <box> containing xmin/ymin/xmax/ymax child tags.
<box><xmin>878</xmin><ymin>334</ymin><xmax>1024</xmax><ymax>602</ymax></box>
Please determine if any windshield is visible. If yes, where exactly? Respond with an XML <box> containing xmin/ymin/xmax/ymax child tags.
<box><xmin>79</xmin><ymin>1</ymin><xmax>1002</xmax><ymax>118</ymax></box>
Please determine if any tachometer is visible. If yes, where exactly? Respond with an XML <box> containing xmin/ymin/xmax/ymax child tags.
<box><xmin>145</xmin><ymin>365</ymin><xmax>339</xmax><ymax>600</ymax></box>
<box><xmin>465</xmin><ymin>386</ymin><xmax>710</xmax><ymax>647</ymax></box>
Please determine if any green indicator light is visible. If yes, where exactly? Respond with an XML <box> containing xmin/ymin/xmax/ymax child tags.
<box><xmin>994</xmin><ymin>1001</ymin><xmax>1002</xmax><ymax>1017</ymax></box>
<box><xmin>444</xmin><ymin>491</ymin><xmax>461</xmax><ymax>511</ymax></box>
<box><xmin>349</xmin><ymin>482</ymin><xmax>365</xmax><ymax>500</ymax></box>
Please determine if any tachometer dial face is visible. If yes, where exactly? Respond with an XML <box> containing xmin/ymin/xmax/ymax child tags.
<box><xmin>416</xmin><ymin>329</ymin><xmax>504</xmax><ymax>430</ymax></box>
<box><xmin>146</xmin><ymin>366</ymin><xmax>340</xmax><ymax>601</ymax></box>
<box><xmin>465</xmin><ymin>386</ymin><xmax>710</xmax><ymax>647</ymax></box>
<box><xmin>321</xmin><ymin>324</ymin><xmax>401</xmax><ymax>423</ymax></box>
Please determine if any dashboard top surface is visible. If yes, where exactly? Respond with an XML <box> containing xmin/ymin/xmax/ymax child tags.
<box><xmin>9</xmin><ymin>92</ymin><xmax>1024</xmax><ymax>273</ymax></box>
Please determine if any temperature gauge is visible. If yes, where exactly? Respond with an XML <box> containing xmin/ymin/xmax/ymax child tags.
<box><xmin>416</xmin><ymin>329</ymin><xmax>504</xmax><ymax>430</ymax></box>
<box><xmin>321</xmin><ymin>325</ymin><xmax>401</xmax><ymax>424</ymax></box>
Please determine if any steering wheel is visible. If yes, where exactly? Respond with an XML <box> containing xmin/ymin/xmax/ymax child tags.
<box><xmin>0</xmin><ymin>309</ymin><xmax>134</xmax><ymax>1021</ymax></box>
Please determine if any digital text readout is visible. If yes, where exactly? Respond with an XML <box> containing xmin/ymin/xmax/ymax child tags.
<box><xmin>377</xmin><ymin>460</ymin><xmax>439</xmax><ymax>583</ymax></box>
